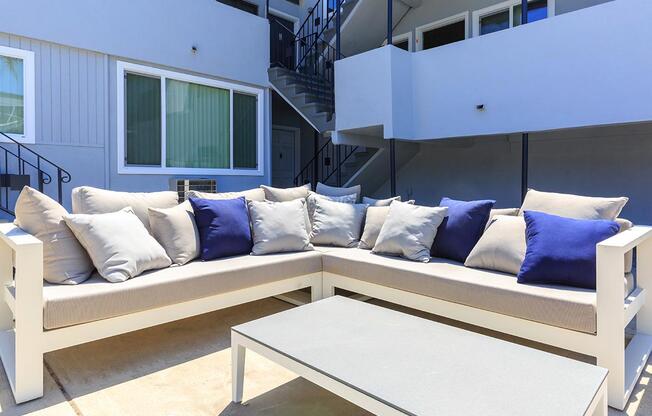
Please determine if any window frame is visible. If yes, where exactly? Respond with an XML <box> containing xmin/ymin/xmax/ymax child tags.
<box><xmin>0</xmin><ymin>45</ymin><xmax>35</xmax><ymax>144</ymax></box>
<box><xmin>472</xmin><ymin>0</ymin><xmax>555</xmax><ymax>37</ymax></box>
<box><xmin>415</xmin><ymin>12</ymin><xmax>469</xmax><ymax>52</ymax></box>
<box><xmin>382</xmin><ymin>32</ymin><xmax>413</xmax><ymax>52</ymax></box>
<box><xmin>117</xmin><ymin>61</ymin><xmax>265</xmax><ymax>176</ymax></box>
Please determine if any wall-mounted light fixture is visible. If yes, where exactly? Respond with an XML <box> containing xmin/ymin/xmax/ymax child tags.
<box><xmin>476</xmin><ymin>104</ymin><xmax>485</xmax><ymax>111</ymax></box>
<box><xmin>191</xmin><ymin>45</ymin><xmax>198</xmax><ymax>54</ymax></box>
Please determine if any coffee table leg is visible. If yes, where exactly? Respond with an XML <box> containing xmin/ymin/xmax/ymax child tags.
<box><xmin>232</xmin><ymin>335</ymin><xmax>246</xmax><ymax>403</ymax></box>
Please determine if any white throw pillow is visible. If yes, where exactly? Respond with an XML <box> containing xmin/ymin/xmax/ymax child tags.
<box><xmin>64</xmin><ymin>208</ymin><xmax>171</xmax><ymax>282</ymax></box>
<box><xmin>362</xmin><ymin>196</ymin><xmax>401</xmax><ymax>206</ymax></box>
<box><xmin>486</xmin><ymin>208</ymin><xmax>520</xmax><ymax>230</ymax></box>
<box><xmin>306</xmin><ymin>191</ymin><xmax>357</xmax><ymax>222</ymax></box>
<box><xmin>372</xmin><ymin>202</ymin><xmax>447</xmax><ymax>262</ymax></box>
<box><xmin>465</xmin><ymin>215</ymin><xmax>526</xmax><ymax>275</ymax></box>
<box><xmin>148</xmin><ymin>202</ymin><xmax>200</xmax><ymax>265</ymax></box>
<box><xmin>260</xmin><ymin>184</ymin><xmax>311</xmax><ymax>202</ymax></box>
<box><xmin>310</xmin><ymin>198</ymin><xmax>368</xmax><ymax>247</ymax></box>
<box><xmin>249</xmin><ymin>200</ymin><xmax>313</xmax><ymax>255</ymax></box>
<box><xmin>520</xmin><ymin>189</ymin><xmax>628</xmax><ymax>220</ymax></box>
<box><xmin>14</xmin><ymin>186</ymin><xmax>94</xmax><ymax>284</ymax></box>
<box><xmin>186</xmin><ymin>188</ymin><xmax>265</xmax><ymax>202</ymax></box>
<box><xmin>359</xmin><ymin>200</ymin><xmax>418</xmax><ymax>250</ymax></box>
<box><xmin>71</xmin><ymin>186</ymin><xmax>178</xmax><ymax>232</ymax></box>
<box><xmin>316</xmin><ymin>182</ymin><xmax>361</xmax><ymax>202</ymax></box>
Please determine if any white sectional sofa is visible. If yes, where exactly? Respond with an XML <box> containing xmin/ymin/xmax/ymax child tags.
<box><xmin>1</xmin><ymin>197</ymin><xmax>651</xmax><ymax>411</ymax></box>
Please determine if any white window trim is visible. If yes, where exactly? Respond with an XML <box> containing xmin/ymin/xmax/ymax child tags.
<box><xmin>116</xmin><ymin>61</ymin><xmax>265</xmax><ymax>176</ymax></box>
<box><xmin>382</xmin><ymin>32</ymin><xmax>413</xmax><ymax>52</ymax></box>
<box><xmin>0</xmin><ymin>45</ymin><xmax>35</xmax><ymax>144</ymax></box>
<box><xmin>472</xmin><ymin>0</ymin><xmax>556</xmax><ymax>37</ymax></box>
<box><xmin>415</xmin><ymin>12</ymin><xmax>469</xmax><ymax>52</ymax></box>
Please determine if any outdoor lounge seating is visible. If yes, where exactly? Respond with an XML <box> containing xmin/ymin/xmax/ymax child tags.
<box><xmin>0</xmin><ymin>185</ymin><xmax>651</xmax><ymax>412</ymax></box>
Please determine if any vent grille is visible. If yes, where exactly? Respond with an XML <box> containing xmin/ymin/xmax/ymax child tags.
<box><xmin>171</xmin><ymin>179</ymin><xmax>217</xmax><ymax>202</ymax></box>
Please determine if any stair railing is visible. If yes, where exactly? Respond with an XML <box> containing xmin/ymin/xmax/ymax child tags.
<box><xmin>294</xmin><ymin>138</ymin><xmax>358</xmax><ymax>188</ymax></box>
<box><xmin>0</xmin><ymin>131</ymin><xmax>71</xmax><ymax>215</ymax></box>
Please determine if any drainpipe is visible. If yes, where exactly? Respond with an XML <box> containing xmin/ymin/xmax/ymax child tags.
<box><xmin>388</xmin><ymin>0</ymin><xmax>397</xmax><ymax>196</ymax></box>
<box><xmin>520</xmin><ymin>0</ymin><xmax>529</xmax><ymax>202</ymax></box>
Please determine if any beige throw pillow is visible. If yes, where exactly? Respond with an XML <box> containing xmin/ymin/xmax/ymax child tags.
<box><xmin>373</xmin><ymin>202</ymin><xmax>447</xmax><ymax>262</ymax></box>
<box><xmin>64</xmin><ymin>208</ymin><xmax>171</xmax><ymax>283</ymax></box>
<box><xmin>249</xmin><ymin>200</ymin><xmax>313</xmax><ymax>255</ymax></box>
<box><xmin>359</xmin><ymin>206</ymin><xmax>390</xmax><ymax>250</ymax></box>
<box><xmin>520</xmin><ymin>189</ymin><xmax>628</xmax><ymax>220</ymax></box>
<box><xmin>14</xmin><ymin>186</ymin><xmax>94</xmax><ymax>285</ymax></box>
<box><xmin>362</xmin><ymin>196</ymin><xmax>401</xmax><ymax>206</ymax></box>
<box><xmin>486</xmin><ymin>207</ymin><xmax>520</xmax><ymax>230</ymax></box>
<box><xmin>260</xmin><ymin>184</ymin><xmax>311</xmax><ymax>202</ymax></box>
<box><xmin>465</xmin><ymin>215</ymin><xmax>526</xmax><ymax>275</ymax></box>
<box><xmin>148</xmin><ymin>202</ymin><xmax>200</xmax><ymax>265</ymax></box>
<box><xmin>187</xmin><ymin>188</ymin><xmax>265</xmax><ymax>202</ymax></box>
<box><xmin>72</xmin><ymin>186</ymin><xmax>178</xmax><ymax>231</ymax></box>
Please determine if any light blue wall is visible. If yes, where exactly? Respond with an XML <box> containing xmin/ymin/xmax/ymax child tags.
<box><xmin>1</xmin><ymin>0</ymin><xmax>275</xmax><ymax>210</ymax></box>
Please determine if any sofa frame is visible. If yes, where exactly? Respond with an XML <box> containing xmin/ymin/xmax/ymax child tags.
<box><xmin>0</xmin><ymin>222</ymin><xmax>651</xmax><ymax>410</ymax></box>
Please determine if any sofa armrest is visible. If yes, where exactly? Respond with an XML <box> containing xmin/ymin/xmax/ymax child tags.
<box><xmin>0</xmin><ymin>223</ymin><xmax>43</xmax><ymax>332</ymax></box>
<box><xmin>596</xmin><ymin>226</ymin><xmax>652</xmax><ymax>336</ymax></box>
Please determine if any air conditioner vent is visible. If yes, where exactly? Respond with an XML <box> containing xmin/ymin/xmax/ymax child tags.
<box><xmin>171</xmin><ymin>178</ymin><xmax>217</xmax><ymax>202</ymax></box>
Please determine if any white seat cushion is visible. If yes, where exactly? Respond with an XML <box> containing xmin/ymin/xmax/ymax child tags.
<box><xmin>322</xmin><ymin>248</ymin><xmax>633</xmax><ymax>334</ymax></box>
<box><xmin>43</xmin><ymin>251</ymin><xmax>323</xmax><ymax>329</ymax></box>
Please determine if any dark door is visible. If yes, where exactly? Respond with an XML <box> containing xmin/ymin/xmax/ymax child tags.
<box><xmin>269</xmin><ymin>15</ymin><xmax>296</xmax><ymax>70</ymax></box>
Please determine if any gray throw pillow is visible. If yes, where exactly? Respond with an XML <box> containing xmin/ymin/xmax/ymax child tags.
<box><xmin>249</xmin><ymin>200</ymin><xmax>313</xmax><ymax>255</ymax></box>
<box><xmin>260</xmin><ymin>183</ymin><xmax>311</xmax><ymax>202</ymax></box>
<box><xmin>359</xmin><ymin>206</ymin><xmax>390</xmax><ymax>250</ymax></box>
<box><xmin>465</xmin><ymin>215</ymin><xmax>526</xmax><ymax>275</ymax></box>
<box><xmin>14</xmin><ymin>186</ymin><xmax>94</xmax><ymax>284</ymax></box>
<box><xmin>362</xmin><ymin>196</ymin><xmax>402</xmax><ymax>206</ymax></box>
<box><xmin>372</xmin><ymin>202</ymin><xmax>447</xmax><ymax>262</ymax></box>
<box><xmin>187</xmin><ymin>188</ymin><xmax>265</xmax><ymax>202</ymax></box>
<box><xmin>148</xmin><ymin>201</ymin><xmax>200</xmax><ymax>265</ymax></box>
<box><xmin>316</xmin><ymin>182</ymin><xmax>362</xmax><ymax>202</ymax></box>
<box><xmin>71</xmin><ymin>186</ymin><xmax>178</xmax><ymax>232</ymax></box>
<box><xmin>64</xmin><ymin>208</ymin><xmax>172</xmax><ymax>283</ymax></box>
<box><xmin>306</xmin><ymin>191</ymin><xmax>357</xmax><ymax>222</ymax></box>
<box><xmin>310</xmin><ymin>198</ymin><xmax>368</xmax><ymax>247</ymax></box>
<box><xmin>520</xmin><ymin>189</ymin><xmax>628</xmax><ymax>220</ymax></box>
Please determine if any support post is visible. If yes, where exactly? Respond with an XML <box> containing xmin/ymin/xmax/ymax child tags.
<box><xmin>521</xmin><ymin>133</ymin><xmax>528</xmax><ymax>202</ymax></box>
<box><xmin>313</xmin><ymin>131</ymin><xmax>319</xmax><ymax>189</ymax></box>
<box><xmin>521</xmin><ymin>0</ymin><xmax>529</xmax><ymax>24</ymax></box>
<box><xmin>336</xmin><ymin>0</ymin><xmax>341</xmax><ymax>60</ymax></box>
<box><xmin>390</xmin><ymin>138</ymin><xmax>396</xmax><ymax>196</ymax></box>
<box><xmin>387</xmin><ymin>0</ymin><xmax>393</xmax><ymax>44</ymax></box>
<box><xmin>231</xmin><ymin>333</ymin><xmax>246</xmax><ymax>403</ymax></box>
<box><xmin>265</xmin><ymin>0</ymin><xmax>270</xmax><ymax>18</ymax></box>
<box><xmin>336</xmin><ymin>145</ymin><xmax>342</xmax><ymax>187</ymax></box>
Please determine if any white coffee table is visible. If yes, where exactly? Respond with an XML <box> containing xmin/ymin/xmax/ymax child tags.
<box><xmin>231</xmin><ymin>296</ymin><xmax>607</xmax><ymax>415</ymax></box>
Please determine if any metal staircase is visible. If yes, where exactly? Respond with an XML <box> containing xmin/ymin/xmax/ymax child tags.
<box><xmin>0</xmin><ymin>131</ymin><xmax>71</xmax><ymax>216</ymax></box>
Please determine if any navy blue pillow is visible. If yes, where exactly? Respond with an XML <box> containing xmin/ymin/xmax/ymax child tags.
<box><xmin>518</xmin><ymin>211</ymin><xmax>619</xmax><ymax>289</ymax></box>
<box><xmin>189</xmin><ymin>197</ymin><xmax>253</xmax><ymax>260</ymax></box>
<box><xmin>431</xmin><ymin>197</ymin><xmax>495</xmax><ymax>262</ymax></box>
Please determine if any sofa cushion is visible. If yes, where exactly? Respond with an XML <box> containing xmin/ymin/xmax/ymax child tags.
<box><xmin>520</xmin><ymin>189</ymin><xmax>628</xmax><ymax>220</ymax></box>
<box><xmin>42</xmin><ymin>251</ymin><xmax>323</xmax><ymax>330</ymax></box>
<box><xmin>148</xmin><ymin>202</ymin><xmax>200</xmax><ymax>265</ymax></box>
<box><xmin>431</xmin><ymin>197</ymin><xmax>495</xmax><ymax>262</ymax></box>
<box><xmin>190</xmin><ymin>197</ymin><xmax>252</xmax><ymax>260</ymax></box>
<box><xmin>260</xmin><ymin>184</ymin><xmax>310</xmax><ymax>202</ymax></box>
<box><xmin>72</xmin><ymin>186</ymin><xmax>178</xmax><ymax>232</ymax></box>
<box><xmin>373</xmin><ymin>202</ymin><xmax>447</xmax><ymax>262</ymax></box>
<box><xmin>322</xmin><ymin>248</ymin><xmax>633</xmax><ymax>334</ymax></box>
<box><xmin>518</xmin><ymin>211</ymin><xmax>619</xmax><ymax>290</ymax></box>
<box><xmin>316</xmin><ymin>182</ymin><xmax>361</xmax><ymax>202</ymax></box>
<box><xmin>249</xmin><ymin>199</ymin><xmax>313</xmax><ymax>255</ymax></box>
<box><xmin>186</xmin><ymin>188</ymin><xmax>265</xmax><ymax>202</ymax></box>
<box><xmin>14</xmin><ymin>186</ymin><xmax>94</xmax><ymax>285</ymax></box>
<box><xmin>64</xmin><ymin>208</ymin><xmax>172</xmax><ymax>283</ymax></box>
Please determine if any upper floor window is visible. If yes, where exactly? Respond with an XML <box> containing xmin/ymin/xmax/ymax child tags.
<box><xmin>217</xmin><ymin>0</ymin><xmax>259</xmax><ymax>16</ymax></box>
<box><xmin>474</xmin><ymin>0</ymin><xmax>553</xmax><ymax>36</ymax></box>
<box><xmin>0</xmin><ymin>46</ymin><xmax>35</xmax><ymax>143</ymax></box>
<box><xmin>117</xmin><ymin>62</ymin><xmax>264</xmax><ymax>176</ymax></box>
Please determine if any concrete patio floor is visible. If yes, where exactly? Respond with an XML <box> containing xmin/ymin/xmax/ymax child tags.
<box><xmin>0</xmin><ymin>297</ymin><xmax>650</xmax><ymax>416</ymax></box>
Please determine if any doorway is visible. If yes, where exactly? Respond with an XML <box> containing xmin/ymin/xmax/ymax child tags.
<box><xmin>271</xmin><ymin>126</ymin><xmax>300</xmax><ymax>188</ymax></box>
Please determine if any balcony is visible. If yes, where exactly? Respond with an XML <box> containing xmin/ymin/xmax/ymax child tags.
<box><xmin>334</xmin><ymin>0</ymin><xmax>652</xmax><ymax>141</ymax></box>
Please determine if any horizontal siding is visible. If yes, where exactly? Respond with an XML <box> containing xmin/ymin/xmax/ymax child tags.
<box><xmin>0</xmin><ymin>33</ymin><xmax>106</xmax><ymax>147</ymax></box>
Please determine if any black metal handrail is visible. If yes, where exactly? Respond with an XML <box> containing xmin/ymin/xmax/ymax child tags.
<box><xmin>294</xmin><ymin>138</ymin><xmax>358</xmax><ymax>188</ymax></box>
<box><xmin>0</xmin><ymin>131</ymin><xmax>71</xmax><ymax>214</ymax></box>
